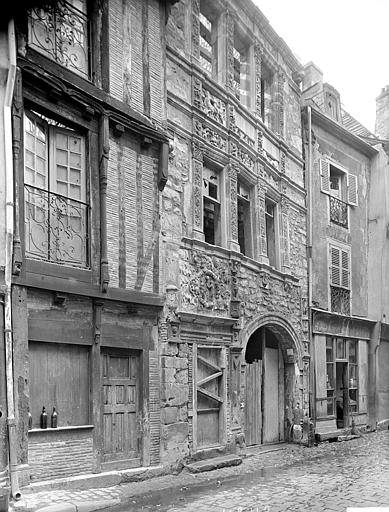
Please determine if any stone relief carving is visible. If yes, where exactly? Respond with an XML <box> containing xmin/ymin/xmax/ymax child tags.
<box><xmin>229</xmin><ymin>165</ymin><xmax>239</xmax><ymax>242</ymax></box>
<box><xmin>193</xmin><ymin>76</ymin><xmax>202</xmax><ymax>109</ymax></box>
<box><xmin>180</xmin><ymin>250</ymin><xmax>231</xmax><ymax>314</ymax></box>
<box><xmin>192</xmin><ymin>139</ymin><xmax>204</xmax><ymax>161</ymax></box>
<box><xmin>277</xmin><ymin>72</ymin><xmax>285</xmax><ymax>136</ymax></box>
<box><xmin>280</xmin><ymin>150</ymin><xmax>286</xmax><ymax>173</ymax></box>
<box><xmin>192</xmin><ymin>159</ymin><xmax>202</xmax><ymax>229</ymax></box>
<box><xmin>257</xmin><ymin>130</ymin><xmax>263</xmax><ymax>154</ymax></box>
<box><xmin>231</xmin><ymin>141</ymin><xmax>255</xmax><ymax>171</ymax></box>
<box><xmin>194</xmin><ymin>120</ymin><xmax>227</xmax><ymax>151</ymax></box>
<box><xmin>202</xmin><ymin>89</ymin><xmax>227</xmax><ymax>126</ymax></box>
<box><xmin>229</xmin><ymin>104</ymin><xmax>236</xmax><ymax>131</ymax></box>
<box><xmin>254</xmin><ymin>42</ymin><xmax>262</xmax><ymax>118</ymax></box>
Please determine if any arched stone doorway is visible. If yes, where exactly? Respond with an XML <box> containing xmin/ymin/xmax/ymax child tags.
<box><xmin>243</xmin><ymin>315</ymin><xmax>304</xmax><ymax>446</ymax></box>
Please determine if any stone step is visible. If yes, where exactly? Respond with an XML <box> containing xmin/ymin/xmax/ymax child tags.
<box><xmin>185</xmin><ymin>454</ymin><xmax>242</xmax><ymax>474</ymax></box>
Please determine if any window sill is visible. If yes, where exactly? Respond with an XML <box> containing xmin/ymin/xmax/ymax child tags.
<box><xmin>28</xmin><ymin>425</ymin><xmax>94</xmax><ymax>433</ymax></box>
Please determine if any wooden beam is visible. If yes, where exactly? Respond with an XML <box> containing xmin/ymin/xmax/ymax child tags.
<box><xmin>197</xmin><ymin>387</ymin><xmax>223</xmax><ymax>404</ymax></box>
<box><xmin>197</xmin><ymin>355</ymin><xmax>221</xmax><ymax>374</ymax></box>
<box><xmin>197</xmin><ymin>372</ymin><xmax>223</xmax><ymax>387</ymax></box>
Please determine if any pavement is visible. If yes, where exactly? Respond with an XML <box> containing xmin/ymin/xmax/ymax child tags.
<box><xmin>9</xmin><ymin>430</ymin><xmax>389</xmax><ymax>512</ymax></box>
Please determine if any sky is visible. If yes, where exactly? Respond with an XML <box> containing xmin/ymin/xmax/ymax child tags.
<box><xmin>254</xmin><ymin>0</ymin><xmax>389</xmax><ymax>133</ymax></box>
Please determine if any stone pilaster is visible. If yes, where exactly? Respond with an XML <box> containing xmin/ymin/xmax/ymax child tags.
<box><xmin>280</xmin><ymin>196</ymin><xmax>291</xmax><ymax>271</ymax></box>
<box><xmin>192</xmin><ymin>140</ymin><xmax>204</xmax><ymax>241</ymax></box>
<box><xmin>225</xmin><ymin>9</ymin><xmax>235</xmax><ymax>91</ymax></box>
<box><xmin>254</xmin><ymin>41</ymin><xmax>262</xmax><ymax>118</ymax></box>
<box><xmin>227</xmin><ymin>164</ymin><xmax>240</xmax><ymax>252</ymax></box>
<box><xmin>191</xmin><ymin>0</ymin><xmax>200</xmax><ymax>61</ymax></box>
<box><xmin>255</xmin><ymin>177</ymin><xmax>268</xmax><ymax>260</ymax></box>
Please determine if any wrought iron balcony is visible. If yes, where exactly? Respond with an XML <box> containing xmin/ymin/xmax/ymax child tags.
<box><xmin>24</xmin><ymin>184</ymin><xmax>89</xmax><ymax>268</ymax></box>
<box><xmin>330</xmin><ymin>286</ymin><xmax>350</xmax><ymax>316</ymax></box>
<box><xmin>330</xmin><ymin>196</ymin><xmax>348</xmax><ymax>228</ymax></box>
<box><xmin>28</xmin><ymin>0</ymin><xmax>90</xmax><ymax>79</ymax></box>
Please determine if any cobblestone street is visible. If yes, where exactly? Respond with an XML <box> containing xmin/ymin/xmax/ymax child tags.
<box><xmin>116</xmin><ymin>431</ymin><xmax>389</xmax><ymax>512</ymax></box>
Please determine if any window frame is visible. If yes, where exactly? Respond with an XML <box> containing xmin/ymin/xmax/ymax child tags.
<box><xmin>264</xmin><ymin>196</ymin><xmax>279</xmax><ymax>269</ymax></box>
<box><xmin>328</xmin><ymin>242</ymin><xmax>351</xmax><ymax>316</ymax></box>
<box><xmin>202</xmin><ymin>164</ymin><xmax>222</xmax><ymax>246</ymax></box>
<box><xmin>237</xmin><ymin>180</ymin><xmax>253</xmax><ymax>258</ymax></box>
<box><xmin>199</xmin><ymin>1</ymin><xmax>220</xmax><ymax>80</ymax></box>
<box><xmin>232</xmin><ymin>26</ymin><xmax>253</xmax><ymax>109</ymax></box>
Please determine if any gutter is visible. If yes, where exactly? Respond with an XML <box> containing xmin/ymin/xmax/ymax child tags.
<box><xmin>3</xmin><ymin>19</ymin><xmax>21</xmax><ymax>501</ymax></box>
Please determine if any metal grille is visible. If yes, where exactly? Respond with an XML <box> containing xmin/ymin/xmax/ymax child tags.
<box><xmin>330</xmin><ymin>196</ymin><xmax>348</xmax><ymax>228</ymax></box>
<box><xmin>330</xmin><ymin>286</ymin><xmax>350</xmax><ymax>315</ymax></box>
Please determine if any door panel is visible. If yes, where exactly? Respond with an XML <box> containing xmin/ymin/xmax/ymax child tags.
<box><xmin>245</xmin><ymin>360</ymin><xmax>262</xmax><ymax>446</ymax></box>
<box><xmin>102</xmin><ymin>350</ymin><xmax>140</xmax><ymax>465</ymax></box>
<box><xmin>263</xmin><ymin>347</ymin><xmax>279</xmax><ymax>443</ymax></box>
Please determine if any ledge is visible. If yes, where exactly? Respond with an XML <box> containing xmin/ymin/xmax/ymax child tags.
<box><xmin>29</xmin><ymin>425</ymin><xmax>94</xmax><ymax>434</ymax></box>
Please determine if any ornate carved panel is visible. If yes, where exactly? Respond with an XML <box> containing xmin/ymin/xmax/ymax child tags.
<box><xmin>254</xmin><ymin>42</ymin><xmax>262</xmax><ymax>118</ymax></box>
<box><xmin>192</xmin><ymin>141</ymin><xmax>204</xmax><ymax>232</ymax></box>
<box><xmin>280</xmin><ymin>198</ymin><xmax>290</xmax><ymax>269</ymax></box>
<box><xmin>226</xmin><ymin>10</ymin><xmax>235</xmax><ymax>90</ymax></box>
<box><xmin>280</xmin><ymin>150</ymin><xmax>286</xmax><ymax>174</ymax></box>
<box><xmin>180</xmin><ymin>250</ymin><xmax>231</xmax><ymax>314</ymax></box>
<box><xmin>231</xmin><ymin>142</ymin><xmax>255</xmax><ymax>171</ymax></box>
<box><xmin>194</xmin><ymin>120</ymin><xmax>227</xmax><ymax>151</ymax></box>
<box><xmin>257</xmin><ymin>182</ymin><xmax>267</xmax><ymax>256</ymax></box>
<box><xmin>228</xmin><ymin>165</ymin><xmax>239</xmax><ymax>242</ymax></box>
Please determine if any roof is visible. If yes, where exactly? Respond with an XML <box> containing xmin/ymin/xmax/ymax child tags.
<box><xmin>341</xmin><ymin>109</ymin><xmax>376</xmax><ymax>140</ymax></box>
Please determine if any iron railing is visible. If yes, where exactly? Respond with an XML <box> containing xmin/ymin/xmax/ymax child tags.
<box><xmin>24</xmin><ymin>184</ymin><xmax>89</xmax><ymax>267</ymax></box>
<box><xmin>330</xmin><ymin>286</ymin><xmax>350</xmax><ymax>316</ymax></box>
<box><xmin>28</xmin><ymin>0</ymin><xmax>90</xmax><ymax>79</ymax></box>
<box><xmin>330</xmin><ymin>196</ymin><xmax>348</xmax><ymax>228</ymax></box>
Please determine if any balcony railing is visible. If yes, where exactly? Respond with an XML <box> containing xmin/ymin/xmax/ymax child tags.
<box><xmin>28</xmin><ymin>0</ymin><xmax>90</xmax><ymax>79</ymax></box>
<box><xmin>330</xmin><ymin>196</ymin><xmax>348</xmax><ymax>228</ymax></box>
<box><xmin>24</xmin><ymin>184</ymin><xmax>89</xmax><ymax>268</ymax></box>
<box><xmin>330</xmin><ymin>286</ymin><xmax>350</xmax><ymax>316</ymax></box>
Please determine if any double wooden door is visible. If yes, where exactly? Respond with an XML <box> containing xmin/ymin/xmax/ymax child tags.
<box><xmin>102</xmin><ymin>350</ymin><xmax>140</xmax><ymax>467</ymax></box>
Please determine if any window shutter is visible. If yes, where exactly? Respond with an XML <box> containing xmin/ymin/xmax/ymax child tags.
<box><xmin>53</xmin><ymin>127</ymin><xmax>85</xmax><ymax>202</ymax></box>
<box><xmin>341</xmin><ymin>249</ymin><xmax>350</xmax><ymax>289</ymax></box>
<box><xmin>347</xmin><ymin>173</ymin><xmax>358</xmax><ymax>206</ymax></box>
<box><xmin>330</xmin><ymin>246</ymin><xmax>341</xmax><ymax>286</ymax></box>
<box><xmin>320</xmin><ymin>159</ymin><xmax>330</xmax><ymax>194</ymax></box>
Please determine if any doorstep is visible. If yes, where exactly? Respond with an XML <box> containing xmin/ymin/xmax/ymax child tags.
<box><xmin>184</xmin><ymin>454</ymin><xmax>242</xmax><ymax>474</ymax></box>
<box><xmin>21</xmin><ymin>465</ymin><xmax>165</xmax><ymax>493</ymax></box>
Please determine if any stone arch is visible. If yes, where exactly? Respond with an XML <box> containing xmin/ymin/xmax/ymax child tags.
<box><xmin>242</xmin><ymin>313</ymin><xmax>304</xmax><ymax>370</ymax></box>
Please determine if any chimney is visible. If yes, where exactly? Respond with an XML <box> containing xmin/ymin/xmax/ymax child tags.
<box><xmin>302</xmin><ymin>61</ymin><xmax>323</xmax><ymax>91</ymax></box>
<box><xmin>375</xmin><ymin>86</ymin><xmax>389</xmax><ymax>139</ymax></box>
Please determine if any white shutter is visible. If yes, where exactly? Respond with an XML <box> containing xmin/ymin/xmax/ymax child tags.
<box><xmin>347</xmin><ymin>173</ymin><xmax>358</xmax><ymax>206</ymax></box>
<box><xmin>320</xmin><ymin>159</ymin><xmax>330</xmax><ymax>194</ymax></box>
<box><xmin>330</xmin><ymin>246</ymin><xmax>341</xmax><ymax>286</ymax></box>
<box><xmin>341</xmin><ymin>250</ymin><xmax>350</xmax><ymax>289</ymax></box>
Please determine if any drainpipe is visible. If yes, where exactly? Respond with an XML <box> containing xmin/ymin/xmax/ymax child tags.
<box><xmin>306</xmin><ymin>106</ymin><xmax>316</xmax><ymax>424</ymax></box>
<box><xmin>3</xmin><ymin>19</ymin><xmax>21</xmax><ymax>501</ymax></box>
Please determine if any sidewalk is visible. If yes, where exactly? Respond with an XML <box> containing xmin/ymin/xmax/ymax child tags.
<box><xmin>10</xmin><ymin>432</ymin><xmax>387</xmax><ymax>512</ymax></box>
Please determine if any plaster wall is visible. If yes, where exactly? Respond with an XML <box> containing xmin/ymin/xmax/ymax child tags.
<box><xmin>0</xmin><ymin>33</ymin><xmax>8</xmax><ymax>271</ymax></box>
<box><xmin>377</xmin><ymin>339</ymin><xmax>389</xmax><ymax>422</ymax></box>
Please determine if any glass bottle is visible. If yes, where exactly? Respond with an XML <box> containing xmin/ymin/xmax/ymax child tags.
<box><xmin>28</xmin><ymin>408</ymin><xmax>32</xmax><ymax>430</ymax></box>
<box><xmin>40</xmin><ymin>406</ymin><xmax>47</xmax><ymax>429</ymax></box>
<box><xmin>51</xmin><ymin>407</ymin><xmax>58</xmax><ymax>428</ymax></box>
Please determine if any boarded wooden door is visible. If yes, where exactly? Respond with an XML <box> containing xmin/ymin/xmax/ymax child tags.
<box><xmin>102</xmin><ymin>350</ymin><xmax>140</xmax><ymax>467</ymax></box>
<box><xmin>196</xmin><ymin>346</ymin><xmax>225</xmax><ymax>449</ymax></box>
<box><xmin>263</xmin><ymin>347</ymin><xmax>279</xmax><ymax>443</ymax></box>
<box><xmin>245</xmin><ymin>360</ymin><xmax>262</xmax><ymax>446</ymax></box>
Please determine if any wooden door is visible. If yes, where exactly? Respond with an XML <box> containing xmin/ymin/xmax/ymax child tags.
<box><xmin>196</xmin><ymin>346</ymin><xmax>225</xmax><ymax>449</ymax></box>
<box><xmin>245</xmin><ymin>360</ymin><xmax>262</xmax><ymax>446</ymax></box>
<box><xmin>102</xmin><ymin>350</ymin><xmax>140</xmax><ymax>467</ymax></box>
<box><xmin>263</xmin><ymin>347</ymin><xmax>279</xmax><ymax>443</ymax></box>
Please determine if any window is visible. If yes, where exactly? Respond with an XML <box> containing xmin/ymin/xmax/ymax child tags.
<box><xmin>329</xmin><ymin>245</ymin><xmax>350</xmax><ymax>315</ymax></box>
<box><xmin>237</xmin><ymin>181</ymin><xmax>252</xmax><ymax>257</ymax></box>
<box><xmin>203</xmin><ymin>166</ymin><xmax>221</xmax><ymax>245</ymax></box>
<box><xmin>265</xmin><ymin>198</ymin><xmax>277</xmax><ymax>267</ymax></box>
<box><xmin>261</xmin><ymin>64</ymin><xmax>273</xmax><ymax>127</ymax></box>
<box><xmin>24</xmin><ymin>110</ymin><xmax>89</xmax><ymax>267</ymax></box>
<box><xmin>29</xmin><ymin>342</ymin><xmax>90</xmax><ymax>428</ymax></box>
<box><xmin>326</xmin><ymin>338</ymin><xmax>335</xmax><ymax>416</ymax></box>
<box><xmin>28</xmin><ymin>0</ymin><xmax>90</xmax><ymax>79</ymax></box>
<box><xmin>233</xmin><ymin>30</ymin><xmax>251</xmax><ymax>108</ymax></box>
<box><xmin>320</xmin><ymin>159</ymin><xmax>358</xmax><ymax>229</ymax></box>
<box><xmin>199</xmin><ymin>1</ymin><xmax>218</xmax><ymax>77</ymax></box>
<box><xmin>348</xmin><ymin>340</ymin><xmax>358</xmax><ymax>413</ymax></box>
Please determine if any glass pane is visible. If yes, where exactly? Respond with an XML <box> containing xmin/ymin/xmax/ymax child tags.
<box><xmin>336</xmin><ymin>338</ymin><xmax>346</xmax><ymax>359</ymax></box>
<box><xmin>349</xmin><ymin>340</ymin><xmax>357</xmax><ymax>364</ymax></box>
<box><xmin>349</xmin><ymin>365</ymin><xmax>357</xmax><ymax>387</ymax></box>
<box><xmin>326</xmin><ymin>338</ymin><xmax>334</xmax><ymax>362</ymax></box>
<box><xmin>56</xmin><ymin>132</ymin><xmax>69</xmax><ymax>150</ymax></box>
<box><xmin>349</xmin><ymin>388</ymin><xmax>357</xmax><ymax>410</ymax></box>
<box><xmin>326</xmin><ymin>363</ymin><xmax>335</xmax><ymax>389</ymax></box>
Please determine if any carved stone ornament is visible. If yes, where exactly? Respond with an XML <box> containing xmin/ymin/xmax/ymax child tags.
<box><xmin>226</xmin><ymin>10</ymin><xmax>235</xmax><ymax>90</ymax></box>
<box><xmin>201</xmin><ymin>89</ymin><xmax>227</xmax><ymax>126</ymax></box>
<box><xmin>257</xmin><ymin>130</ymin><xmax>263</xmax><ymax>154</ymax></box>
<box><xmin>194</xmin><ymin>120</ymin><xmax>227</xmax><ymax>151</ymax></box>
<box><xmin>180</xmin><ymin>250</ymin><xmax>231</xmax><ymax>314</ymax></box>
<box><xmin>191</xmin><ymin>0</ymin><xmax>200</xmax><ymax>59</ymax></box>
<box><xmin>193</xmin><ymin>77</ymin><xmax>202</xmax><ymax>109</ymax></box>
<box><xmin>229</xmin><ymin>104</ymin><xmax>236</xmax><ymax>131</ymax></box>
<box><xmin>254</xmin><ymin>42</ymin><xmax>262</xmax><ymax>117</ymax></box>
<box><xmin>231</xmin><ymin>141</ymin><xmax>255</xmax><ymax>171</ymax></box>
<box><xmin>193</xmin><ymin>159</ymin><xmax>203</xmax><ymax>229</ymax></box>
<box><xmin>229</xmin><ymin>165</ymin><xmax>239</xmax><ymax>241</ymax></box>
<box><xmin>280</xmin><ymin>150</ymin><xmax>286</xmax><ymax>173</ymax></box>
<box><xmin>259</xmin><ymin>271</ymin><xmax>269</xmax><ymax>289</ymax></box>
<box><xmin>192</xmin><ymin>140</ymin><xmax>204</xmax><ymax>161</ymax></box>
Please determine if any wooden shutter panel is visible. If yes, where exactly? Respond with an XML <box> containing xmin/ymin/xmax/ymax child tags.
<box><xmin>320</xmin><ymin>159</ymin><xmax>330</xmax><ymax>194</ymax></box>
<box><xmin>330</xmin><ymin>246</ymin><xmax>341</xmax><ymax>286</ymax></box>
<box><xmin>347</xmin><ymin>173</ymin><xmax>358</xmax><ymax>206</ymax></box>
<box><xmin>341</xmin><ymin>250</ymin><xmax>350</xmax><ymax>289</ymax></box>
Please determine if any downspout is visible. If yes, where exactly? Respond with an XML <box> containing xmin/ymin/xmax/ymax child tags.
<box><xmin>306</xmin><ymin>106</ymin><xmax>316</xmax><ymax>424</ymax></box>
<box><xmin>3</xmin><ymin>19</ymin><xmax>21</xmax><ymax>500</ymax></box>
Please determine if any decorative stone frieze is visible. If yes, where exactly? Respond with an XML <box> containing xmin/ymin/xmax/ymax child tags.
<box><xmin>202</xmin><ymin>89</ymin><xmax>227</xmax><ymax>126</ymax></box>
<box><xmin>231</xmin><ymin>141</ymin><xmax>255</xmax><ymax>171</ymax></box>
<box><xmin>194</xmin><ymin>120</ymin><xmax>227</xmax><ymax>151</ymax></box>
<box><xmin>179</xmin><ymin>249</ymin><xmax>231</xmax><ymax>314</ymax></box>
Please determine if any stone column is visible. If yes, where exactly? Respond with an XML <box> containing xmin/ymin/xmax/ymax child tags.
<box><xmin>192</xmin><ymin>141</ymin><xmax>204</xmax><ymax>241</ymax></box>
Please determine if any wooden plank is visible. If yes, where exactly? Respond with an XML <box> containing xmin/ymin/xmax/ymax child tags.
<box><xmin>197</xmin><ymin>372</ymin><xmax>223</xmax><ymax>387</ymax></box>
<box><xmin>315</xmin><ymin>335</ymin><xmax>327</xmax><ymax>418</ymax></box>
<box><xmin>197</xmin><ymin>355</ymin><xmax>222</xmax><ymax>374</ymax></box>
<box><xmin>263</xmin><ymin>347</ymin><xmax>279</xmax><ymax>443</ymax></box>
<box><xmin>197</xmin><ymin>387</ymin><xmax>223</xmax><ymax>404</ymax></box>
<box><xmin>28</xmin><ymin>318</ymin><xmax>93</xmax><ymax>345</ymax></box>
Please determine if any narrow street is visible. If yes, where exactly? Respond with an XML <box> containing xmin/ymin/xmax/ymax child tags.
<box><xmin>110</xmin><ymin>431</ymin><xmax>389</xmax><ymax>512</ymax></box>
